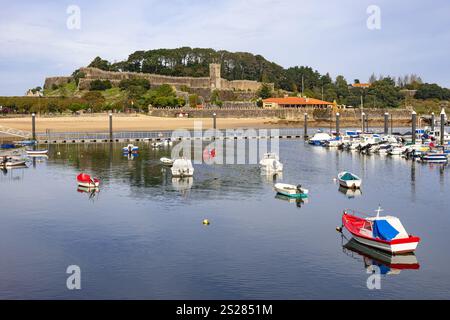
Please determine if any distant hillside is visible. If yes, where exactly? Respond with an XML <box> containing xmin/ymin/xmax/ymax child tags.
<box><xmin>89</xmin><ymin>47</ymin><xmax>290</xmax><ymax>89</ymax></box>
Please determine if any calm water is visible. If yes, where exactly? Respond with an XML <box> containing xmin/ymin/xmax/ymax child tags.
<box><xmin>1</xmin><ymin>139</ymin><xmax>449</xmax><ymax>299</ymax></box>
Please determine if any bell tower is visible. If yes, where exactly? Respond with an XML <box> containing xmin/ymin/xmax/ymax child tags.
<box><xmin>209</xmin><ymin>63</ymin><xmax>221</xmax><ymax>89</ymax></box>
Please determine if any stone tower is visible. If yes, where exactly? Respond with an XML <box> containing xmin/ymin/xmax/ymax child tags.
<box><xmin>209</xmin><ymin>63</ymin><xmax>221</xmax><ymax>89</ymax></box>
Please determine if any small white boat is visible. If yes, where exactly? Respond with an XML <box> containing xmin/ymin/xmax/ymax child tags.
<box><xmin>160</xmin><ymin>157</ymin><xmax>174</xmax><ymax>166</ymax></box>
<box><xmin>171</xmin><ymin>158</ymin><xmax>194</xmax><ymax>177</ymax></box>
<box><xmin>337</xmin><ymin>171</ymin><xmax>362</xmax><ymax>189</ymax></box>
<box><xmin>26</xmin><ymin>149</ymin><xmax>48</xmax><ymax>155</ymax></box>
<box><xmin>151</xmin><ymin>142</ymin><xmax>164</xmax><ymax>148</ymax></box>
<box><xmin>308</xmin><ymin>131</ymin><xmax>332</xmax><ymax>146</ymax></box>
<box><xmin>388</xmin><ymin>145</ymin><xmax>407</xmax><ymax>156</ymax></box>
<box><xmin>162</xmin><ymin>139</ymin><xmax>173</xmax><ymax>146</ymax></box>
<box><xmin>259</xmin><ymin>153</ymin><xmax>283</xmax><ymax>172</ymax></box>
<box><xmin>122</xmin><ymin>144</ymin><xmax>139</xmax><ymax>153</ymax></box>
<box><xmin>274</xmin><ymin>183</ymin><xmax>309</xmax><ymax>198</ymax></box>
<box><xmin>1</xmin><ymin>159</ymin><xmax>27</xmax><ymax>167</ymax></box>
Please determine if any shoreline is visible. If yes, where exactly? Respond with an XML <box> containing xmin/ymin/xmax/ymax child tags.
<box><xmin>0</xmin><ymin>115</ymin><xmax>411</xmax><ymax>135</ymax></box>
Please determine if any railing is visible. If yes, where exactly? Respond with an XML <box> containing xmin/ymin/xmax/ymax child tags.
<box><xmin>36</xmin><ymin>128</ymin><xmax>306</xmax><ymax>141</ymax></box>
<box><xmin>0</xmin><ymin>125</ymin><xmax>32</xmax><ymax>138</ymax></box>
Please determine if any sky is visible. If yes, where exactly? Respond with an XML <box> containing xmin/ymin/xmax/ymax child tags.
<box><xmin>0</xmin><ymin>0</ymin><xmax>449</xmax><ymax>96</ymax></box>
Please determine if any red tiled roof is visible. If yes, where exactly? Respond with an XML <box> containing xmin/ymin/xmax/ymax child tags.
<box><xmin>352</xmin><ymin>83</ymin><xmax>371</xmax><ymax>88</ymax></box>
<box><xmin>263</xmin><ymin>97</ymin><xmax>333</xmax><ymax>105</ymax></box>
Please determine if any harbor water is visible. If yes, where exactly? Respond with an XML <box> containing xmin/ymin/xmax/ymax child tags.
<box><xmin>0</xmin><ymin>139</ymin><xmax>449</xmax><ymax>299</ymax></box>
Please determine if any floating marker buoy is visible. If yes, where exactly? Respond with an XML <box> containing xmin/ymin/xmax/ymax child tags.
<box><xmin>57</xmin><ymin>152</ymin><xmax>61</xmax><ymax>155</ymax></box>
<box><xmin>203</xmin><ymin>219</ymin><xmax>210</xmax><ymax>226</ymax></box>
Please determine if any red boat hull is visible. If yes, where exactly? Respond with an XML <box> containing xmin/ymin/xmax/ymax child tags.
<box><xmin>342</xmin><ymin>212</ymin><xmax>420</xmax><ymax>254</ymax></box>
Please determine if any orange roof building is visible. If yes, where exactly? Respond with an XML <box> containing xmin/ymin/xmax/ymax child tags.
<box><xmin>263</xmin><ymin>97</ymin><xmax>333</xmax><ymax>109</ymax></box>
<box><xmin>351</xmin><ymin>83</ymin><xmax>371</xmax><ymax>88</ymax></box>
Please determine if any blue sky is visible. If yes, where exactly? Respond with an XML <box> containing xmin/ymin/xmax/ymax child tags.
<box><xmin>0</xmin><ymin>0</ymin><xmax>449</xmax><ymax>95</ymax></box>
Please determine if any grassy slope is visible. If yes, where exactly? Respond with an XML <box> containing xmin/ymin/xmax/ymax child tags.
<box><xmin>43</xmin><ymin>83</ymin><xmax>127</xmax><ymax>104</ymax></box>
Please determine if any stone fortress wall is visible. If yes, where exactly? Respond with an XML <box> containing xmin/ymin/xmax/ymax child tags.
<box><xmin>44</xmin><ymin>63</ymin><xmax>272</xmax><ymax>93</ymax></box>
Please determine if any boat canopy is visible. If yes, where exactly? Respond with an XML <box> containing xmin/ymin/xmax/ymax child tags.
<box><xmin>373</xmin><ymin>220</ymin><xmax>399</xmax><ymax>241</ymax></box>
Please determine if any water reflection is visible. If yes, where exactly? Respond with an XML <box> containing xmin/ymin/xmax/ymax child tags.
<box><xmin>343</xmin><ymin>238</ymin><xmax>420</xmax><ymax>275</ymax></box>
<box><xmin>275</xmin><ymin>193</ymin><xmax>308</xmax><ymax>208</ymax></box>
<box><xmin>338</xmin><ymin>186</ymin><xmax>362</xmax><ymax>199</ymax></box>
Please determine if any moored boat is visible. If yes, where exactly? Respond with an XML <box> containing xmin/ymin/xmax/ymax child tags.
<box><xmin>341</xmin><ymin>207</ymin><xmax>420</xmax><ymax>254</ymax></box>
<box><xmin>122</xmin><ymin>144</ymin><xmax>139</xmax><ymax>153</ymax></box>
<box><xmin>418</xmin><ymin>150</ymin><xmax>448</xmax><ymax>163</ymax></box>
<box><xmin>274</xmin><ymin>183</ymin><xmax>309</xmax><ymax>198</ymax></box>
<box><xmin>160</xmin><ymin>157</ymin><xmax>174</xmax><ymax>166</ymax></box>
<box><xmin>26</xmin><ymin>149</ymin><xmax>48</xmax><ymax>155</ymax></box>
<box><xmin>76</xmin><ymin>173</ymin><xmax>100</xmax><ymax>188</ymax></box>
<box><xmin>259</xmin><ymin>153</ymin><xmax>283</xmax><ymax>172</ymax></box>
<box><xmin>337</xmin><ymin>171</ymin><xmax>362</xmax><ymax>189</ymax></box>
<box><xmin>308</xmin><ymin>131</ymin><xmax>332</xmax><ymax>146</ymax></box>
<box><xmin>171</xmin><ymin>158</ymin><xmax>194</xmax><ymax>177</ymax></box>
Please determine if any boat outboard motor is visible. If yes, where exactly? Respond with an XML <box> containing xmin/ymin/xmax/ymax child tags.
<box><xmin>128</xmin><ymin>145</ymin><xmax>132</xmax><ymax>153</ymax></box>
<box><xmin>296</xmin><ymin>184</ymin><xmax>303</xmax><ymax>193</ymax></box>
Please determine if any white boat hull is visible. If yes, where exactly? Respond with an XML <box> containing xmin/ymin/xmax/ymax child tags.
<box><xmin>338</xmin><ymin>179</ymin><xmax>362</xmax><ymax>189</ymax></box>
<box><xmin>353</xmin><ymin>235</ymin><xmax>419</xmax><ymax>254</ymax></box>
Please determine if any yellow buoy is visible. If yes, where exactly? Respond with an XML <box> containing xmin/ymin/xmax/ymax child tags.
<box><xmin>202</xmin><ymin>219</ymin><xmax>210</xmax><ymax>226</ymax></box>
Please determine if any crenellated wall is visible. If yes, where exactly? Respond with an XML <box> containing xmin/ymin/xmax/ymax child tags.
<box><xmin>44</xmin><ymin>64</ymin><xmax>272</xmax><ymax>93</ymax></box>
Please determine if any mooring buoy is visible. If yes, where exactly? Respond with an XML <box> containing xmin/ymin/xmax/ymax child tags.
<box><xmin>203</xmin><ymin>219</ymin><xmax>210</xmax><ymax>226</ymax></box>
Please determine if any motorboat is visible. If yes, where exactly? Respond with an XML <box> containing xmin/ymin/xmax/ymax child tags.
<box><xmin>162</xmin><ymin>138</ymin><xmax>173</xmax><ymax>146</ymax></box>
<box><xmin>151</xmin><ymin>142</ymin><xmax>164</xmax><ymax>148</ymax></box>
<box><xmin>26</xmin><ymin>149</ymin><xmax>48</xmax><ymax>156</ymax></box>
<box><xmin>0</xmin><ymin>156</ymin><xmax>27</xmax><ymax>168</ymax></box>
<box><xmin>160</xmin><ymin>157</ymin><xmax>174</xmax><ymax>166</ymax></box>
<box><xmin>76</xmin><ymin>173</ymin><xmax>100</xmax><ymax>188</ymax></box>
<box><xmin>337</xmin><ymin>171</ymin><xmax>362</xmax><ymax>189</ymax></box>
<box><xmin>259</xmin><ymin>153</ymin><xmax>283</xmax><ymax>172</ymax></box>
<box><xmin>308</xmin><ymin>131</ymin><xmax>332</xmax><ymax>146</ymax></box>
<box><xmin>341</xmin><ymin>207</ymin><xmax>420</xmax><ymax>254</ymax></box>
<box><xmin>122</xmin><ymin>144</ymin><xmax>139</xmax><ymax>153</ymax></box>
<box><xmin>274</xmin><ymin>183</ymin><xmax>309</xmax><ymax>198</ymax></box>
<box><xmin>418</xmin><ymin>150</ymin><xmax>448</xmax><ymax>163</ymax></box>
<box><xmin>171</xmin><ymin>158</ymin><xmax>194</xmax><ymax>177</ymax></box>
<box><xmin>388</xmin><ymin>145</ymin><xmax>407</xmax><ymax>156</ymax></box>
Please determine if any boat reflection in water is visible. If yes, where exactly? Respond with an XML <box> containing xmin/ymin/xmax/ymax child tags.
<box><xmin>172</xmin><ymin>177</ymin><xmax>193</xmax><ymax>193</ymax></box>
<box><xmin>343</xmin><ymin>238</ymin><xmax>420</xmax><ymax>275</ymax></box>
<box><xmin>77</xmin><ymin>186</ymin><xmax>100</xmax><ymax>200</ymax></box>
<box><xmin>275</xmin><ymin>193</ymin><xmax>308</xmax><ymax>208</ymax></box>
<box><xmin>338</xmin><ymin>185</ymin><xmax>362</xmax><ymax>198</ymax></box>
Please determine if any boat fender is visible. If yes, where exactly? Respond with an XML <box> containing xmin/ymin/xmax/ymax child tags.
<box><xmin>336</xmin><ymin>226</ymin><xmax>343</xmax><ymax>233</ymax></box>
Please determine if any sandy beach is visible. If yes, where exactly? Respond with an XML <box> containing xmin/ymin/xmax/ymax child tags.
<box><xmin>0</xmin><ymin>115</ymin><xmax>282</xmax><ymax>133</ymax></box>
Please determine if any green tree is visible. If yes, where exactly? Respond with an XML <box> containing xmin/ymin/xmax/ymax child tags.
<box><xmin>88</xmin><ymin>56</ymin><xmax>111</xmax><ymax>71</ymax></box>
<box><xmin>257</xmin><ymin>83</ymin><xmax>272</xmax><ymax>99</ymax></box>
<box><xmin>368</xmin><ymin>77</ymin><xmax>402</xmax><ymax>108</ymax></box>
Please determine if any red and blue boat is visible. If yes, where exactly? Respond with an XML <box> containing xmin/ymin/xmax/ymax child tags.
<box><xmin>341</xmin><ymin>207</ymin><xmax>420</xmax><ymax>254</ymax></box>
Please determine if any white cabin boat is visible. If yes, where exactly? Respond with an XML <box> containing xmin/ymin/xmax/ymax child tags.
<box><xmin>259</xmin><ymin>153</ymin><xmax>283</xmax><ymax>172</ymax></box>
<box><xmin>171</xmin><ymin>158</ymin><xmax>194</xmax><ymax>177</ymax></box>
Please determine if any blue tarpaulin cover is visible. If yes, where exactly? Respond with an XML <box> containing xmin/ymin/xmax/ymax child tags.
<box><xmin>373</xmin><ymin>220</ymin><xmax>399</xmax><ymax>241</ymax></box>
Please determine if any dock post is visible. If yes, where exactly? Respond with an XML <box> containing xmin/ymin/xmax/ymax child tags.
<box><xmin>411</xmin><ymin>111</ymin><xmax>417</xmax><ymax>144</ymax></box>
<box><xmin>365</xmin><ymin>113</ymin><xmax>369</xmax><ymax>132</ymax></box>
<box><xmin>384</xmin><ymin>112</ymin><xmax>389</xmax><ymax>134</ymax></box>
<box><xmin>431</xmin><ymin>112</ymin><xmax>435</xmax><ymax>132</ymax></box>
<box><xmin>361</xmin><ymin>112</ymin><xmax>365</xmax><ymax>133</ymax></box>
<box><xmin>390</xmin><ymin>114</ymin><xmax>393</xmax><ymax>134</ymax></box>
<box><xmin>213</xmin><ymin>113</ymin><xmax>217</xmax><ymax>130</ymax></box>
<box><xmin>109</xmin><ymin>112</ymin><xmax>113</xmax><ymax>141</ymax></box>
<box><xmin>304</xmin><ymin>113</ymin><xmax>308</xmax><ymax>138</ymax></box>
<box><xmin>32</xmin><ymin>113</ymin><xmax>36</xmax><ymax>141</ymax></box>
<box><xmin>335</xmin><ymin>112</ymin><xmax>340</xmax><ymax>136</ymax></box>
<box><xmin>441</xmin><ymin>108</ymin><xmax>446</xmax><ymax>146</ymax></box>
